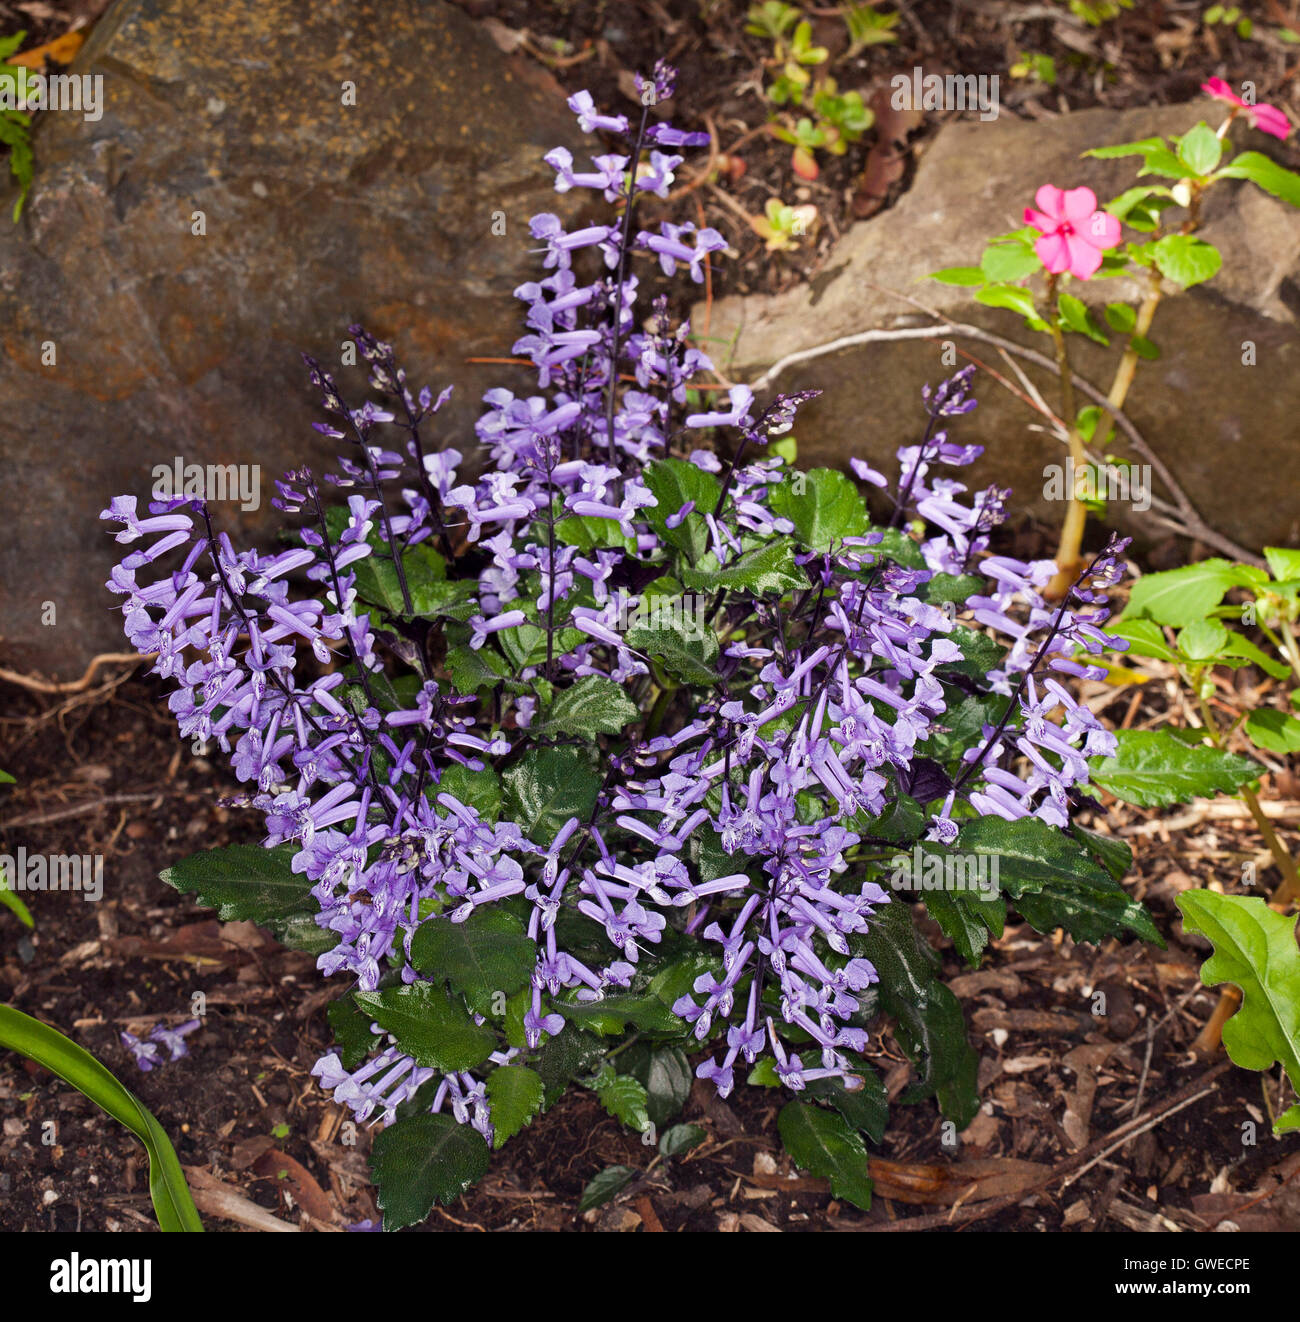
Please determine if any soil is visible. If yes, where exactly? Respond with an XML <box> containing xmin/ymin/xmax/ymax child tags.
<box><xmin>2</xmin><ymin>0</ymin><xmax>1300</xmax><ymax>1234</ymax></box>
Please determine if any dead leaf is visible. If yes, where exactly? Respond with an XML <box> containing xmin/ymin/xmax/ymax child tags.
<box><xmin>852</xmin><ymin>86</ymin><xmax>922</xmax><ymax>218</ymax></box>
<box><xmin>252</xmin><ymin>1147</ymin><xmax>337</xmax><ymax>1225</ymax></box>
<box><xmin>6</xmin><ymin>30</ymin><xmax>85</xmax><ymax>69</ymax></box>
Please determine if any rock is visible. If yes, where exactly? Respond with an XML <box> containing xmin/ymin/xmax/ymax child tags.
<box><xmin>700</xmin><ymin>104</ymin><xmax>1300</xmax><ymax>556</ymax></box>
<box><xmin>0</xmin><ymin>0</ymin><xmax>582</xmax><ymax>676</ymax></box>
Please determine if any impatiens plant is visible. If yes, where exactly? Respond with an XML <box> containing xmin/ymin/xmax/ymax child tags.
<box><xmin>1106</xmin><ymin>550</ymin><xmax>1300</xmax><ymax>1123</ymax></box>
<box><xmin>101</xmin><ymin>64</ymin><xmax>1251</xmax><ymax>1228</ymax></box>
<box><xmin>930</xmin><ymin>78</ymin><xmax>1300</xmax><ymax>597</ymax></box>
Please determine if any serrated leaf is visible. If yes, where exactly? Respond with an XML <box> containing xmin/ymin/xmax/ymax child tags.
<box><xmin>643</xmin><ymin>458</ymin><xmax>720</xmax><ymax>562</ymax></box>
<box><xmin>445</xmin><ymin>643</ymin><xmax>512</xmax><ymax>695</ymax></box>
<box><xmin>534</xmin><ymin>675</ymin><xmax>640</xmax><ymax>738</ymax></box>
<box><xmin>626</xmin><ymin>615</ymin><xmax>720</xmax><ymax>685</ymax></box>
<box><xmin>1089</xmin><ymin>729</ymin><xmax>1260</xmax><ymax>806</ymax></box>
<box><xmin>501</xmin><ymin>746</ymin><xmax>602</xmax><ymax>846</ymax></box>
<box><xmin>354</xmin><ymin>983</ymin><xmax>496</xmax><ymax>1072</ymax></box>
<box><xmin>436</xmin><ymin>763</ymin><xmax>502</xmax><ymax>823</ymax></box>
<box><xmin>160</xmin><ymin>843</ymin><xmax>311</xmax><ymax>925</ymax></box>
<box><xmin>680</xmin><ymin>541</ymin><xmax>806</xmax><ymax>595</ymax></box>
<box><xmin>592</xmin><ymin>1066</ymin><xmax>651</xmax><ymax>1132</ymax></box>
<box><xmin>486</xmin><ymin>1065</ymin><xmax>544</xmax><ymax>1148</ymax></box>
<box><xmin>1177</xmin><ymin>892</ymin><xmax>1300</xmax><ymax>1135</ymax></box>
<box><xmin>778</xmin><ymin>1101</ymin><xmax>873</xmax><ymax>1210</ymax></box>
<box><xmin>409</xmin><ymin>909</ymin><xmax>536</xmax><ymax>1010</ymax></box>
<box><xmin>370</xmin><ymin>1113</ymin><xmax>490</xmax><ymax>1229</ymax></box>
<box><xmin>767</xmin><ymin>467</ymin><xmax>869</xmax><ymax>551</ymax></box>
<box><xmin>559</xmin><ymin>993</ymin><xmax>684</xmax><ymax>1037</ymax></box>
<box><xmin>642</xmin><ymin>1046</ymin><xmax>693</xmax><ymax>1127</ymax></box>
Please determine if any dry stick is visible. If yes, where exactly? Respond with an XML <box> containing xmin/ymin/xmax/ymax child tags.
<box><xmin>1</xmin><ymin>791</ymin><xmax>175</xmax><ymax>831</ymax></box>
<box><xmin>0</xmin><ymin>651</ymin><xmax>158</xmax><ymax>695</ymax></box>
<box><xmin>858</xmin><ymin>1060</ymin><xmax>1230</xmax><ymax>1232</ymax></box>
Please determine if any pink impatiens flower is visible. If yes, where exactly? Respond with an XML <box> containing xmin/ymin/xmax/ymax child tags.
<box><xmin>1024</xmin><ymin>185</ymin><xmax>1122</xmax><ymax>280</ymax></box>
<box><xmin>1201</xmin><ymin>77</ymin><xmax>1291</xmax><ymax>141</ymax></box>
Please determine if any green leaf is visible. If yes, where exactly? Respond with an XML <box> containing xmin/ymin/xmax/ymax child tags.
<box><xmin>1151</xmin><ymin>234</ymin><xmax>1222</xmax><ymax>288</ymax></box>
<box><xmin>777</xmin><ymin>1101</ymin><xmax>873</xmax><ymax>1210</ymax></box>
<box><xmin>1245</xmin><ymin>710</ymin><xmax>1300</xmax><ymax>754</ymax></box>
<box><xmin>923</xmin><ymin>890</ymin><xmax>997</xmax><ymax>965</ymax></box>
<box><xmin>1108</xmin><ymin>617</ymin><xmax>1178</xmax><ymax>661</ymax></box>
<box><xmin>578</xmin><ymin>1165</ymin><xmax>636</xmax><ymax>1212</ymax></box>
<box><xmin>641</xmin><ymin>1046</ymin><xmax>693</xmax><ymax>1128</ymax></box>
<box><xmin>409</xmin><ymin>909</ymin><xmax>536</xmax><ymax>1010</ymax></box>
<box><xmin>1177</xmin><ymin>122</ymin><xmax>1222</xmax><ymax>175</ymax></box>
<box><xmin>1089</xmin><ymin>728</ymin><xmax>1261</xmax><ymax>806</ymax></box>
<box><xmin>559</xmin><ymin>993</ymin><xmax>684</xmax><ymax>1037</ymax></box>
<box><xmin>680</xmin><ymin>541</ymin><xmax>806</xmax><ymax>596</ymax></box>
<box><xmin>1217</xmin><ymin>150</ymin><xmax>1300</xmax><ymax>208</ymax></box>
<box><xmin>659</xmin><ymin>1123</ymin><xmax>707</xmax><ymax>1157</ymax></box>
<box><xmin>1071</xmin><ymin>824</ymin><xmax>1134</xmax><ymax>882</ymax></box>
<box><xmin>1057</xmin><ymin>292</ymin><xmax>1109</xmax><ymax>345</ymax></box>
<box><xmin>1177</xmin><ymin>892</ymin><xmax>1300</xmax><ymax>1134</ymax></box>
<box><xmin>1177</xmin><ymin>617</ymin><xmax>1230</xmax><ymax>661</ymax></box>
<box><xmin>1121</xmin><ymin>558</ymin><xmax>1241</xmax><ymax>626</ymax></box>
<box><xmin>1014</xmin><ymin>871</ymin><xmax>1164</xmax><ymax>945</ymax></box>
<box><xmin>554</xmin><ymin>512</ymin><xmax>639</xmax><ymax>555</ymax></box>
<box><xmin>1220</xmin><ymin>633</ymin><xmax>1291</xmax><ymax>681</ymax></box>
<box><xmin>1265</xmin><ymin>546</ymin><xmax>1300</xmax><ymax>583</ymax></box>
<box><xmin>929</xmin><ymin>265</ymin><xmax>985</xmax><ymax>286</ymax></box>
<box><xmin>0</xmin><ymin>880</ymin><xmax>33</xmax><ymax>928</ymax></box>
<box><xmin>591</xmin><ymin>1065</ymin><xmax>651</xmax><ymax>1133</ymax></box>
<box><xmin>852</xmin><ymin>899</ymin><xmax>978</xmax><ymax>1126</ymax></box>
<box><xmin>445</xmin><ymin>643</ymin><xmax>512</xmax><ymax>696</ymax></box>
<box><xmin>1104</xmin><ymin>301</ymin><xmax>1137</xmax><ymax>333</ymax></box>
<box><xmin>353</xmin><ymin>983</ymin><xmax>496</xmax><ymax>1072</ymax></box>
<box><xmin>979</xmin><ymin>238</ymin><xmax>1042</xmax><ymax>283</ymax></box>
<box><xmin>1085</xmin><ymin>137</ymin><xmax>1185</xmax><ymax>179</ymax></box>
<box><xmin>370</xmin><ymin>1112</ymin><xmax>490</xmax><ymax>1229</ymax></box>
<box><xmin>0</xmin><ymin>1006</ymin><xmax>202</xmax><ymax>1232</ymax></box>
<box><xmin>352</xmin><ymin>542</ymin><xmax>448</xmax><ymax>617</ymax></box>
<box><xmin>974</xmin><ymin>283</ymin><xmax>1041</xmax><ymax>323</ymax></box>
<box><xmin>643</xmin><ymin>458</ymin><xmax>720</xmax><ymax>561</ymax></box>
<box><xmin>486</xmin><ymin>1065</ymin><xmax>545</xmax><ymax>1148</ymax></box>
<box><xmin>534</xmin><ymin>675</ymin><xmax>640</xmax><ymax>739</ymax></box>
<box><xmin>160</xmin><ymin>843</ymin><xmax>312</xmax><ymax>925</ymax></box>
<box><xmin>327</xmin><ymin>993</ymin><xmax>379</xmax><ymax>1070</ymax></box>
<box><xmin>767</xmin><ymin>467</ymin><xmax>870</xmax><ymax>551</ymax></box>
<box><xmin>951</xmin><ymin>814</ymin><xmax>1115</xmax><ymax>898</ymax></box>
<box><xmin>536</xmin><ymin>1028</ymin><xmax>607</xmax><ymax>1107</ymax></box>
<box><xmin>626</xmin><ymin>615</ymin><xmax>720</xmax><ymax>685</ymax></box>
<box><xmin>808</xmin><ymin>1069</ymin><xmax>889</xmax><ymax>1143</ymax></box>
<box><xmin>502</xmin><ymin>746</ymin><xmax>602</xmax><ymax>846</ymax></box>
<box><xmin>436</xmin><ymin>764</ymin><xmax>502</xmax><ymax>823</ymax></box>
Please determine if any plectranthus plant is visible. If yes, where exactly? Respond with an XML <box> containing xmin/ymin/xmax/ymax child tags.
<box><xmin>101</xmin><ymin>62</ymin><xmax>1188</xmax><ymax>1228</ymax></box>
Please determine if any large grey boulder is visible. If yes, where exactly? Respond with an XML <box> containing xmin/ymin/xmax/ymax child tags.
<box><xmin>0</xmin><ymin>0</ymin><xmax>582</xmax><ymax>676</ymax></box>
<box><xmin>700</xmin><ymin>104</ymin><xmax>1300</xmax><ymax>556</ymax></box>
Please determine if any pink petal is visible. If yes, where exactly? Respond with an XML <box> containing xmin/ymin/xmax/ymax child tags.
<box><xmin>1063</xmin><ymin>232</ymin><xmax>1104</xmax><ymax>280</ymax></box>
<box><xmin>1201</xmin><ymin>77</ymin><xmax>1242</xmax><ymax>108</ymax></box>
<box><xmin>1250</xmin><ymin>104</ymin><xmax>1292</xmax><ymax>141</ymax></box>
<box><xmin>1023</xmin><ymin>206</ymin><xmax>1054</xmax><ymax>233</ymax></box>
<box><xmin>1059</xmin><ymin>186</ymin><xmax>1100</xmax><ymax>225</ymax></box>
<box><xmin>1033</xmin><ymin>184</ymin><xmax>1067</xmax><ymax>222</ymax></box>
<box><xmin>1034</xmin><ymin>231</ymin><xmax>1070</xmax><ymax>274</ymax></box>
<box><xmin>1084</xmin><ymin>209</ymin><xmax>1121</xmax><ymax>250</ymax></box>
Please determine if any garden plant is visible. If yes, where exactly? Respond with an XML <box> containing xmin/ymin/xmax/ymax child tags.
<box><xmin>93</xmin><ymin>61</ymin><xmax>1299</xmax><ymax>1230</ymax></box>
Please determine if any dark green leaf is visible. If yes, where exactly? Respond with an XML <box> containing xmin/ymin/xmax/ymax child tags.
<box><xmin>502</xmin><ymin>747</ymin><xmax>602</xmax><ymax>845</ymax></box>
<box><xmin>409</xmin><ymin>909</ymin><xmax>536</xmax><ymax>1010</ymax></box>
<box><xmin>767</xmin><ymin>467</ymin><xmax>870</xmax><ymax>551</ymax></box>
<box><xmin>370</xmin><ymin>1113</ymin><xmax>490</xmax><ymax>1229</ymax></box>
<box><xmin>578</xmin><ymin>1165</ymin><xmax>636</xmax><ymax>1212</ymax></box>
<box><xmin>353</xmin><ymin>983</ymin><xmax>496</xmax><ymax>1072</ymax></box>
<box><xmin>486</xmin><ymin>1065</ymin><xmax>545</xmax><ymax>1148</ymax></box>
<box><xmin>160</xmin><ymin>844</ymin><xmax>312</xmax><ymax>925</ymax></box>
<box><xmin>1089</xmin><ymin>729</ymin><xmax>1261</xmax><ymax>806</ymax></box>
<box><xmin>534</xmin><ymin>676</ymin><xmax>640</xmax><ymax>738</ymax></box>
<box><xmin>778</xmin><ymin>1101</ymin><xmax>873</xmax><ymax>1210</ymax></box>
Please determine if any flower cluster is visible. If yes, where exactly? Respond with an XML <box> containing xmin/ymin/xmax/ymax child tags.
<box><xmin>120</xmin><ymin>1019</ymin><xmax>200</xmax><ymax>1073</ymax></box>
<box><xmin>102</xmin><ymin>66</ymin><xmax>1129</xmax><ymax>1149</ymax></box>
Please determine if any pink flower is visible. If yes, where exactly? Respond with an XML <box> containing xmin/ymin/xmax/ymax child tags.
<box><xmin>1023</xmin><ymin>185</ymin><xmax>1122</xmax><ymax>280</ymax></box>
<box><xmin>1201</xmin><ymin>77</ymin><xmax>1291</xmax><ymax>140</ymax></box>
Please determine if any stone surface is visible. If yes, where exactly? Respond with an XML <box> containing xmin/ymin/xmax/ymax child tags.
<box><xmin>700</xmin><ymin>104</ymin><xmax>1300</xmax><ymax>555</ymax></box>
<box><xmin>0</xmin><ymin>0</ymin><xmax>582</xmax><ymax>675</ymax></box>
